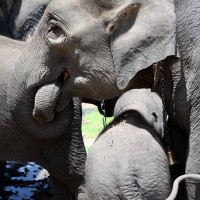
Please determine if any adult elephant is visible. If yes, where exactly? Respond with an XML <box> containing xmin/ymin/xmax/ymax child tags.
<box><xmin>7</xmin><ymin>0</ymin><xmax>200</xmax><ymax>199</ymax></box>
<box><xmin>0</xmin><ymin>36</ymin><xmax>86</xmax><ymax>199</ymax></box>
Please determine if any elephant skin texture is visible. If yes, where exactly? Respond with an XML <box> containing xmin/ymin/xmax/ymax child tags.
<box><xmin>8</xmin><ymin>0</ymin><xmax>52</xmax><ymax>40</ymax></box>
<box><xmin>0</xmin><ymin>35</ymin><xmax>86</xmax><ymax>200</ymax></box>
<box><xmin>6</xmin><ymin>0</ymin><xmax>200</xmax><ymax>199</ymax></box>
<box><xmin>85</xmin><ymin>89</ymin><xmax>170</xmax><ymax>200</ymax></box>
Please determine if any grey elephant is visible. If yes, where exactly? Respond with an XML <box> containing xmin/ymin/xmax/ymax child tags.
<box><xmin>85</xmin><ymin>89</ymin><xmax>171</xmax><ymax>200</ymax></box>
<box><xmin>0</xmin><ymin>1</ymin><xmax>12</xmax><ymax>188</ymax></box>
<box><xmin>8</xmin><ymin>0</ymin><xmax>52</xmax><ymax>40</ymax></box>
<box><xmin>0</xmin><ymin>1</ymin><xmax>51</xmax><ymax>195</ymax></box>
<box><xmin>6</xmin><ymin>0</ymin><xmax>200</xmax><ymax>199</ymax></box>
<box><xmin>0</xmin><ymin>36</ymin><xmax>86</xmax><ymax>199</ymax></box>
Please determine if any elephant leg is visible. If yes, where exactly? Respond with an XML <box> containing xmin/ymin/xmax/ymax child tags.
<box><xmin>52</xmin><ymin>177</ymin><xmax>74</xmax><ymax>200</ymax></box>
<box><xmin>185</xmin><ymin>125</ymin><xmax>200</xmax><ymax>200</ymax></box>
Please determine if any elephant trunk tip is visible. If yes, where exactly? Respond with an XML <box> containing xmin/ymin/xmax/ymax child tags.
<box><xmin>32</xmin><ymin>108</ymin><xmax>54</xmax><ymax>124</ymax></box>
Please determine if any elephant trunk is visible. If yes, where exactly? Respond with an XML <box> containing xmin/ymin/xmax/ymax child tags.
<box><xmin>33</xmin><ymin>81</ymin><xmax>66</xmax><ymax>124</ymax></box>
<box><xmin>7</xmin><ymin>35</ymin><xmax>72</xmax><ymax>139</ymax></box>
<box><xmin>40</xmin><ymin>98</ymin><xmax>86</xmax><ymax>191</ymax></box>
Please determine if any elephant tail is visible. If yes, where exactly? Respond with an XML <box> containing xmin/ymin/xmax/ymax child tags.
<box><xmin>166</xmin><ymin>174</ymin><xmax>200</xmax><ymax>200</ymax></box>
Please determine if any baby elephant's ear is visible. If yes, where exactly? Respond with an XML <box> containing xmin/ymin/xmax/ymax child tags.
<box><xmin>114</xmin><ymin>89</ymin><xmax>164</xmax><ymax>138</ymax></box>
<box><xmin>105</xmin><ymin>0</ymin><xmax>179</xmax><ymax>90</ymax></box>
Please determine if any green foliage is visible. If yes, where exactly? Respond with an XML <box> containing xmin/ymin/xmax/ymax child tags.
<box><xmin>82</xmin><ymin>107</ymin><xmax>113</xmax><ymax>151</ymax></box>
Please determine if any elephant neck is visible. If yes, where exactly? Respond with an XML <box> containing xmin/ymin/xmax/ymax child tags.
<box><xmin>102</xmin><ymin>111</ymin><xmax>162</xmax><ymax>143</ymax></box>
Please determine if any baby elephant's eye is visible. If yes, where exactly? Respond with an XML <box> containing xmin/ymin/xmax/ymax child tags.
<box><xmin>151</xmin><ymin>112</ymin><xmax>158</xmax><ymax>122</ymax></box>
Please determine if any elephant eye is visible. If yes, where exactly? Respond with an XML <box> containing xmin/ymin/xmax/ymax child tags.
<box><xmin>46</xmin><ymin>20</ymin><xmax>65</xmax><ymax>42</ymax></box>
<box><xmin>151</xmin><ymin>112</ymin><xmax>158</xmax><ymax>122</ymax></box>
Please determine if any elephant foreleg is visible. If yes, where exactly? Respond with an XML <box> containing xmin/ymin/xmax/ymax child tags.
<box><xmin>186</xmin><ymin>114</ymin><xmax>200</xmax><ymax>200</ymax></box>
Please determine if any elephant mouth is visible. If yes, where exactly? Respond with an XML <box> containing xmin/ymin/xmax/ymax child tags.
<box><xmin>62</xmin><ymin>68</ymin><xmax>69</xmax><ymax>81</ymax></box>
<box><xmin>32</xmin><ymin>68</ymin><xmax>70</xmax><ymax>124</ymax></box>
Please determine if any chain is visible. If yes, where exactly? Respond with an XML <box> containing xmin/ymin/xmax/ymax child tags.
<box><xmin>152</xmin><ymin>62</ymin><xmax>161</xmax><ymax>92</ymax></box>
<box><xmin>101</xmin><ymin>100</ymin><xmax>107</xmax><ymax>128</ymax></box>
<box><xmin>159</xmin><ymin>61</ymin><xmax>171</xmax><ymax>147</ymax></box>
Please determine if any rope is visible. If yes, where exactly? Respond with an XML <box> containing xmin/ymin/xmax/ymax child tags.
<box><xmin>166</xmin><ymin>174</ymin><xmax>200</xmax><ymax>200</ymax></box>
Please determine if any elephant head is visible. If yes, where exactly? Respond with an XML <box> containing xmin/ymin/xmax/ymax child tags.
<box><xmin>52</xmin><ymin>0</ymin><xmax>178</xmax><ymax>99</ymax></box>
<box><xmin>8</xmin><ymin>0</ymin><xmax>178</xmax><ymax>138</ymax></box>
<box><xmin>49</xmin><ymin>0</ymin><xmax>178</xmax><ymax>97</ymax></box>
<box><xmin>114</xmin><ymin>89</ymin><xmax>164</xmax><ymax>138</ymax></box>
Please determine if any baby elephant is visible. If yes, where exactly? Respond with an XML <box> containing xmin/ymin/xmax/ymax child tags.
<box><xmin>85</xmin><ymin>89</ymin><xmax>171</xmax><ymax>200</ymax></box>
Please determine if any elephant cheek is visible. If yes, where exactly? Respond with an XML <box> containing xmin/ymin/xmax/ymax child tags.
<box><xmin>32</xmin><ymin>82</ymin><xmax>61</xmax><ymax>124</ymax></box>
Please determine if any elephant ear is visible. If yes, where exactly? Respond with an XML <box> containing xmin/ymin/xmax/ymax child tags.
<box><xmin>104</xmin><ymin>0</ymin><xmax>179</xmax><ymax>90</ymax></box>
<box><xmin>114</xmin><ymin>89</ymin><xmax>164</xmax><ymax>138</ymax></box>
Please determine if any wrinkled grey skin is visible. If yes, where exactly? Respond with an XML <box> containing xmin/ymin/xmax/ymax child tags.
<box><xmin>0</xmin><ymin>0</ymin><xmax>52</xmax><ymax>194</ymax></box>
<box><xmin>0</xmin><ymin>35</ymin><xmax>86</xmax><ymax>199</ymax></box>
<box><xmin>7</xmin><ymin>0</ymin><xmax>200</xmax><ymax>199</ymax></box>
<box><xmin>86</xmin><ymin>89</ymin><xmax>170</xmax><ymax>200</ymax></box>
<box><xmin>0</xmin><ymin>1</ymin><xmax>11</xmax><ymax>186</ymax></box>
<box><xmin>9</xmin><ymin>0</ymin><xmax>51</xmax><ymax>40</ymax></box>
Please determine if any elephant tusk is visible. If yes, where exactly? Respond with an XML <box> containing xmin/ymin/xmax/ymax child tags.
<box><xmin>166</xmin><ymin>174</ymin><xmax>200</xmax><ymax>200</ymax></box>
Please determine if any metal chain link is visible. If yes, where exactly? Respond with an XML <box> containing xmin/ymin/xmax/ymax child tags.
<box><xmin>101</xmin><ymin>100</ymin><xmax>107</xmax><ymax>128</ymax></box>
<box><xmin>159</xmin><ymin>61</ymin><xmax>171</xmax><ymax>147</ymax></box>
<box><xmin>152</xmin><ymin>63</ymin><xmax>157</xmax><ymax>92</ymax></box>
<box><xmin>160</xmin><ymin>61</ymin><xmax>179</xmax><ymax>165</ymax></box>
<box><xmin>152</xmin><ymin>62</ymin><xmax>160</xmax><ymax>92</ymax></box>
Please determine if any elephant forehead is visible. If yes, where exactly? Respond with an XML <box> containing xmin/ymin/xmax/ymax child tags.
<box><xmin>47</xmin><ymin>0</ymin><xmax>88</xmax><ymax>21</ymax></box>
<box><xmin>114</xmin><ymin>89</ymin><xmax>163</xmax><ymax>117</ymax></box>
<box><xmin>79</xmin><ymin>0</ymin><xmax>173</xmax><ymax>16</ymax></box>
<box><xmin>46</xmin><ymin>0</ymin><xmax>104</xmax><ymax>35</ymax></box>
<box><xmin>47</xmin><ymin>0</ymin><xmax>174</xmax><ymax>18</ymax></box>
